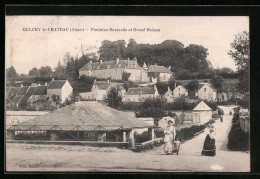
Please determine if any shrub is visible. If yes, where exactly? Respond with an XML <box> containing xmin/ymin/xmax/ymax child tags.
<box><xmin>134</xmin><ymin>131</ymin><xmax>150</xmax><ymax>144</ymax></box>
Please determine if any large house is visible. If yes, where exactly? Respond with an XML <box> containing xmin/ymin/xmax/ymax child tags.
<box><xmin>173</xmin><ymin>85</ymin><xmax>188</xmax><ymax>98</ymax></box>
<box><xmin>79</xmin><ymin>58</ymin><xmax>149</xmax><ymax>83</ymax></box>
<box><xmin>195</xmin><ymin>83</ymin><xmax>217</xmax><ymax>102</ymax></box>
<box><xmin>147</xmin><ymin>65</ymin><xmax>173</xmax><ymax>82</ymax></box>
<box><xmin>47</xmin><ymin>79</ymin><xmax>73</xmax><ymax>103</ymax></box>
<box><xmin>122</xmin><ymin>85</ymin><xmax>159</xmax><ymax>102</ymax></box>
<box><xmin>78</xmin><ymin>81</ymin><xmax>126</xmax><ymax>101</ymax></box>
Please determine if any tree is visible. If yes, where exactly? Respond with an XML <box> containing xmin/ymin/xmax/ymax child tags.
<box><xmin>98</xmin><ymin>40</ymin><xmax>126</xmax><ymax>61</ymax></box>
<box><xmin>107</xmin><ymin>86</ymin><xmax>122</xmax><ymax>109</ymax></box>
<box><xmin>135</xmin><ymin>98</ymin><xmax>167</xmax><ymax>125</ymax></box>
<box><xmin>38</xmin><ymin>66</ymin><xmax>53</xmax><ymax>77</ymax></box>
<box><xmin>186</xmin><ymin>80</ymin><xmax>199</xmax><ymax>98</ymax></box>
<box><xmin>210</xmin><ymin>75</ymin><xmax>224</xmax><ymax>92</ymax></box>
<box><xmin>29</xmin><ymin>67</ymin><xmax>40</xmax><ymax>77</ymax></box>
<box><xmin>228</xmin><ymin>31</ymin><xmax>249</xmax><ymax>94</ymax></box>
<box><xmin>54</xmin><ymin>61</ymin><xmax>66</xmax><ymax>77</ymax></box>
<box><xmin>6</xmin><ymin>66</ymin><xmax>18</xmax><ymax>78</ymax></box>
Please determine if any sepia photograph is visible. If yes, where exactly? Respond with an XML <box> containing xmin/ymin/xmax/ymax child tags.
<box><xmin>5</xmin><ymin>16</ymin><xmax>250</xmax><ymax>172</ymax></box>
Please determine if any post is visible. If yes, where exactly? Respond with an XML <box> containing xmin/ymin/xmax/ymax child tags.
<box><xmin>98</xmin><ymin>132</ymin><xmax>106</xmax><ymax>142</ymax></box>
<box><xmin>123</xmin><ymin>131</ymin><xmax>126</xmax><ymax>142</ymax></box>
<box><xmin>50</xmin><ymin>132</ymin><xmax>59</xmax><ymax>141</ymax></box>
<box><xmin>148</xmin><ymin>128</ymin><xmax>155</xmax><ymax>140</ymax></box>
<box><xmin>128</xmin><ymin>129</ymin><xmax>135</xmax><ymax>150</ymax></box>
<box><xmin>6</xmin><ymin>130</ymin><xmax>15</xmax><ymax>140</ymax></box>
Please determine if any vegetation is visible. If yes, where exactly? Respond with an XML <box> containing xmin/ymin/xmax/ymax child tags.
<box><xmin>227</xmin><ymin>114</ymin><xmax>249</xmax><ymax>151</ymax></box>
<box><xmin>210</xmin><ymin>75</ymin><xmax>224</xmax><ymax>92</ymax></box>
<box><xmin>107</xmin><ymin>86</ymin><xmax>123</xmax><ymax>109</ymax></box>
<box><xmin>228</xmin><ymin>31</ymin><xmax>249</xmax><ymax>94</ymax></box>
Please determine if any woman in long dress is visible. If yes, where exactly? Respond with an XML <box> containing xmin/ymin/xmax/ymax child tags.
<box><xmin>163</xmin><ymin>120</ymin><xmax>176</xmax><ymax>154</ymax></box>
<box><xmin>201</xmin><ymin>124</ymin><xmax>216</xmax><ymax>156</ymax></box>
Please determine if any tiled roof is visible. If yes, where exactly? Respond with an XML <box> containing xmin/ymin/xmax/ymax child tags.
<box><xmin>197</xmin><ymin>83</ymin><xmax>217</xmax><ymax>92</ymax></box>
<box><xmin>79</xmin><ymin>59</ymin><xmax>144</xmax><ymax>71</ymax></box>
<box><xmin>33</xmin><ymin>86</ymin><xmax>47</xmax><ymax>95</ymax></box>
<box><xmin>20</xmin><ymin>87</ymin><xmax>37</xmax><ymax>104</ymax></box>
<box><xmin>12</xmin><ymin>95</ymin><xmax>24</xmax><ymax>105</ymax></box>
<box><xmin>48</xmin><ymin>80</ymin><xmax>67</xmax><ymax>89</ymax></box>
<box><xmin>147</xmin><ymin>65</ymin><xmax>172</xmax><ymax>74</ymax></box>
<box><xmin>15</xmin><ymin>101</ymin><xmax>154</xmax><ymax>131</ymax></box>
<box><xmin>126</xmin><ymin>87</ymin><xmax>156</xmax><ymax>95</ymax></box>
<box><xmin>94</xmin><ymin>81</ymin><xmax>123</xmax><ymax>90</ymax></box>
<box><xmin>8</xmin><ymin>87</ymin><xmax>21</xmax><ymax>96</ymax></box>
<box><xmin>17</xmin><ymin>86</ymin><xmax>29</xmax><ymax>95</ymax></box>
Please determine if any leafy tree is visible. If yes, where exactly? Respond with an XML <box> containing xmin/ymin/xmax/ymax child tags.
<box><xmin>29</xmin><ymin>67</ymin><xmax>40</xmax><ymax>77</ymax></box>
<box><xmin>98</xmin><ymin>40</ymin><xmax>126</xmax><ymax>61</ymax></box>
<box><xmin>107</xmin><ymin>86</ymin><xmax>122</xmax><ymax>109</ymax></box>
<box><xmin>228</xmin><ymin>31</ymin><xmax>249</xmax><ymax>94</ymax></box>
<box><xmin>185</xmin><ymin>80</ymin><xmax>199</xmax><ymax>98</ymax></box>
<box><xmin>54</xmin><ymin>61</ymin><xmax>66</xmax><ymax>77</ymax></box>
<box><xmin>38</xmin><ymin>66</ymin><xmax>53</xmax><ymax>77</ymax></box>
<box><xmin>135</xmin><ymin>98</ymin><xmax>167</xmax><ymax>125</ymax></box>
<box><xmin>210</xmin><ymin>75</ymin><xmax>224</xmax><ymax>92</ymax></box>
<box><xmin>6</xmin><ymin>66</ymin><xmax>18</xmax><ymax>78</ymax></box>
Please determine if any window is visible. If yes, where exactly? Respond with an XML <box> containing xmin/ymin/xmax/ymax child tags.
<box><xmin>204</xmin><ymin>88</ymin><xmax>207</xmax><ymax>92</ymax></box>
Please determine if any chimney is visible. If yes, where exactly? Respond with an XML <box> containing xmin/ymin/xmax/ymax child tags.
<box><xmin>100</xmin><ymin>60</ymin><xmax>102</xmax><ymax>64</ymax></box>
<box><xmin>52</xmin><ymin>78</ymin><xmax>55</xmax><ymax>81</ymax></box>
<box><xmin>116</xmin><ymin>58</ymin><xmax>119</xmax><ymax>64</ymax></box>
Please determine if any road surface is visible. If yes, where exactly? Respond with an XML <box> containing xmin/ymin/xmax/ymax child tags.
<box><xmin>6</xmin><ymin>106</ymin><xmax>249</xmax><ymax>172</ymax></box>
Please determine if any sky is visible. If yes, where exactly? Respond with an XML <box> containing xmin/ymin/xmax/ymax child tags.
<box><xmin>5</xmin><ymin>16</ymin><xmax>249</xmax><ymax>74</ymax></box>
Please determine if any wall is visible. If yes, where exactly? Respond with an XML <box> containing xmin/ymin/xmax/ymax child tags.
<box><xmin>61</xmin><ymin>81</ymin><xmax>73</xmax><ymax>103</ymax></box>
<box><xmin>159</xmin><ymin>73</ymin><xmax>172</xmax><ymax>82</ymax></box>
<box><xmin>197</xmin><ymin>84</ymin><xmax>217</xmax><ymax>101</ymax></box>
<box><xmin>173</xmin><ymin>86</ymin><xmax>188</xmax><ymax>98</ymax></box>
<box><xmin>122</xmin><ymin>94</ymin><xmax>158</xmax><ymax>102</ymax></box>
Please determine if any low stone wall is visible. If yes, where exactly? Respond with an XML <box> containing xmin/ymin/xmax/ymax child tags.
<box><xmin>6</xmin><ymin>140</ymin><xmax>129</xmax><ymax>148</ymax></box>
<box><xmin>134</xmin><ymin>138</ymin><xmax>164</xmax><ymax>152</ymax></box>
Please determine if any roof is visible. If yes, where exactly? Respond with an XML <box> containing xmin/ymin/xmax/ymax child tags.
<box><xmin>79</xmin><ymin>59</ymin><xmax>144</xmax><ymax>71</ymax></box>
<box><xmin>11</xmin><ymin>95</ymin><xmax>24</xmax><ymax>105</ymax></box>
<box><xmin>20</xmin><ymin>87</ymin><xmax>37</xmax><ymax>104</ymax></box>
<box><xmin>33</xmin><ymin>86</ymin><xmax>47</xmax><ymax>95</ymax></box>
<box><xmin>174</xmin><ymin>85</ymin><xmax>188</xmax><ymax>92</ymax></box>
<box><xmin>8</xmin><ymin>87</ymin><xmax>21</xmax><ymax>96</ymax></box>
<box><xmin>147</xmin><ymin>65</ymin><xmax>172</xmax><ymax>74</ymax></box>
<box><xmin>12</xmin><ymin>101</ymin><xmax>154</xmax><ymax>131</ymax></box>
<box><xmin>48</xmin><ymin>80</ymin><xmax>67</xmax><ymax>89</ymax></box>
<box><xmin>193</xmin><ymin>101</ymin><xmax>212</xmax><ymax>111</ymax></box>
<box><xmin>17</xmin><ymin>86</ymin><xmax>29</xmax><ymax>95</ymax></box>
<box><xmin>93</xmin><ymin>81</ymin><xmax>123</xmax><ymax>90</ymax></box>
<box><xmin>126</xmin><ymin>87</ymin><xmax>156</xmax><ymax>95</ymax></box>
<box><xmin>197</xmin><ymin>83</ymin><xmax>217</xmax><ymax>92</ymax></box>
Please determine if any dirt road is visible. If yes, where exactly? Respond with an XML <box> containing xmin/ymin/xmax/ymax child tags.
<box><xmin>6</xmin><ymin>106</ymin><xmax>249</xmax><ymax>172</ymax></box>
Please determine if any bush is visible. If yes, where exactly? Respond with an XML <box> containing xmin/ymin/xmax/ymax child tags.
<box><xmin>227</xmin><ymin>119</ymin><xmax>249</xmax><ymax>151</ymax></box>
<box><xmin>134</xmin><ymin>131</ymin><xmax>150</xmax><ymax>144</ymax></box>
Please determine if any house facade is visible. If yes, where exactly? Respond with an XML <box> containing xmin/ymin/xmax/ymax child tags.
<box><xmin>147</xmin><ymin>65</ymin><xmax>173</xmax><ymax>82</ymax></box>
<box><xmin>163</xmin><ymin>86</ymin><xmax>174</xmax><ymax>102</ymax></box>
<box><xmin>196</xmin><ymin>83</ymin><xmax>217</xmax><ymax>101</ymax></box>
<box><xmin>47</xmin><ymin>80</ymin><xmax>73</xmax><ymax>103</ymax></box>
<box><xmin>192</xmin><ymin>101</ymin><xmax>213</xmax><ymax>124</ymax></box>
<box><xmin>122</xmin><ymin>85</ymin><xmax>159</xmax><ymax>102</ymax></box>
<box><xmin>78</xmin><ymin>81</ymin><xmax>126</xmax><ymax>101</ymax></box>
<box><xmin>173</xmin><ymin>85</ymin><xmax>188</xmax><ymax>98</ymax></box>
<box><xmin>79</xmin><ymin>58</ymin><xmax>149</xmax><ymax>83</ymax></box>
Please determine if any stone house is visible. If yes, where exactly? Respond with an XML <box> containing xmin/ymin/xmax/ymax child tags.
<box><xmin>147</xmin><ymin>65</ymin><xmax>173</xmax><ymax>82</ymax></box>
<box><xmin>122</xmin><ymin>85</ymin><xmax>159</xmax><ymax>102</ymax></box>
<box><xmin>163</xmin><ymin>86</ymin><xmax>174</xmax><ymax>102</ymax></box>
<box><xmin>47</xmin><ymin>79</ymin><xmax>73</xmax><ymax>103</ymax></box>
<box><xmin>78</xmin><ymin>81</ymin><xmax>126</xmax><ymax>101</ymax></box>
<box><xmin>173</xmin><ymin>85</ymin><xmax>188</xmax><ymax>98</ymax></box>
<box><xmin>195</xmin><ymin>83</ymin><xmax>217</xmax><ymax>102</ymax></box>
<box><xmin>79</xmin><ymin>58</ymin><xmax>149</xmax><ymax>83</ymax></box>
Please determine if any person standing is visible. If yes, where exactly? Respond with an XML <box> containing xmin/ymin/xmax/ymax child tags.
<box><xmin>201</xmin><ymin>125</ymin><xmax>216</xmax><ymax>156</ymax></box>
<box><xmin>163</xmin><ymin>120</ymin><xmax>176</xmax><ymax>154</ymax></box>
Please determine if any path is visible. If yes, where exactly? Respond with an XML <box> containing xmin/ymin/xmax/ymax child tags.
<box><xmin>6</xmin><ymin>106</ymin><xmax>250</xmax><ymax>172</ymax></box>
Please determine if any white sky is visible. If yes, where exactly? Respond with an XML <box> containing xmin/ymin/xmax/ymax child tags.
<box><xmin>5</xmin><ymin>16</ymin><xmax>249</xmax><ymax>74</ymax></box>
